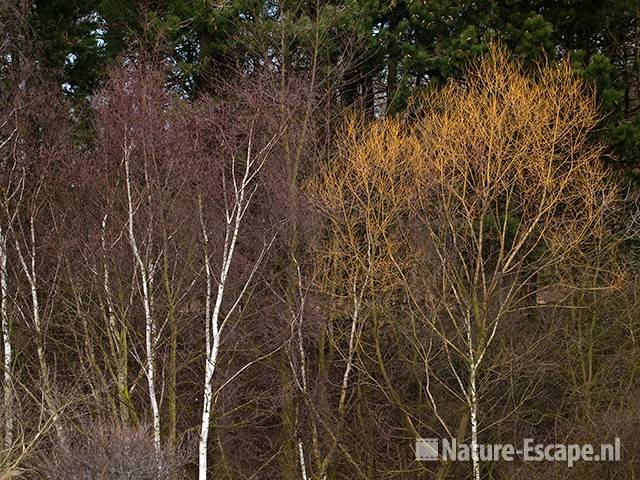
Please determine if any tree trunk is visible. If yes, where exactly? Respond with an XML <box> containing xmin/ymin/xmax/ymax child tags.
<box><xmin>0</xmin><ymin>228</ymin><xmax>12</xmax><ymax>448</ymax></box>
<box><xmin>469</xmin><ymin>362</ymin><xmax>480</xmax><ymax>480</ymax></box>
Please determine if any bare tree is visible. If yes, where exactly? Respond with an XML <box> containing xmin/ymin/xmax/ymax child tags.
<box><xmin>0</xmin><ymin>113</ymin><xmax>16</xmax><ymax>449</ymax></box>
<box><xmin>197</xmin><ymin>119</ymin><xmax>281</xmax><ymax>480</ymax></box>
<box><xmin>400</xmin><ymin>48</ymin><xmax>620</xmax><ymax>480</ymax></box>
<box><xmin>307</xmin><ymin>116</ymin><xmax>415</xmax><ymax>479</ymax></box>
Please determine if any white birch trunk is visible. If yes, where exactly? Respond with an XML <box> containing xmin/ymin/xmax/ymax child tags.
<box><xmin>198</xmin><ymin>332</ymin><xmax>219</xmax><ymax>480</ymax></box>
<box><xmin>15</xmin><ymin>216</ymin><xmax>61</xmax><ymax>437</ymax></box>
<box><xmin>338</xmin><ymin>283</ymin><xmax>362</xmax><ymax>416</ymax></box>
<box><xmin>0</xmin><ymin>227</ymin><xmax>12</xmax><ymax>448</ymax></box>
<box><xmin>198</xmin><ymin>131</ymin><xmax>275</xmax><ymax>480</ymax></box>
<box><xmin>198</xmin><ymin>185</ymin><xmax>242</xmax><ymax>480</ymax></box>
<box><xmin>469</xmin><ymin>362</ymin><xmax>480</xmax><ymax>480</ymax></box>
<box><xmin>143</xmin><ymin>266</ymin><xmax>160</xmax><ymax>451</ymax></box>
<box><xmin>298</xmin><ymin>438</ymin><xmax>309</xmax><ymax>480</ymax></box>
<box><xmin>125</xmin><ymin>151</ymin><xmax>161</xmax><ymax>451</ymax></box>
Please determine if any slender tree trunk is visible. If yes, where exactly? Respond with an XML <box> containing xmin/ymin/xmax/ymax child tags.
<box><xmin>198</xmin><ymin>128</ymin><xmax>276</xmax><ymax>480</ymax></box>
<box><xmin>198</xmin><ymin>190</ymin><xmax>240</xmax><ymax>480</ymax></box>
<box><xmin>198</xmin><ymin>333</ymin><xmax>219</xmax><ymax>480</ymax></box>
<box><xmin>298</xmin><ymin>438</ymin><xmax>308</xmax><ymax>480</ymax></box>
<box><xmin>0</xmin><ymin>227</ymin><xmax>12</xmax><ymax>448</ymax></box>
<box><xmin>469</xmin><ymin>361</ymin><xmax>480</xmax><ymax>480</ymax></box>
<box><xmin>8</xmin><ymin>201</ymin><xmax>60</xmax><ymax>436</ymax></box>
<box><xmin>25</xmin><ymin>220</ymin><xmax>58</xmax><ymax>432</ymax></box>
<box><xmin>142</xmin><ymin>264</ymin><xmax>160</xmax><ymax>450</ymax></box>
<box><xmin>125</xmin><ymin>152</ymin><xmax>160</xmax><ymax>451</ymax></box>
<box><xmin>199</xmin><ymin>210</ymin><xmax>238</xmax><ymax>479</ymax></box>
<box><xmin>198</xmin><ymin>133</ymin><xmax>274</xmax><ymax>479</ymax></box>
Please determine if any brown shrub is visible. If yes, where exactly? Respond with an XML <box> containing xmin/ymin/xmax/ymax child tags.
<box><xmin>36</xmin><ymin>423</ymin><xmax>181</xmax><ymax>480</ymax></box>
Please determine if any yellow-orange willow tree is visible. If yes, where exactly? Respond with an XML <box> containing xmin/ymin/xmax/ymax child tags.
<box><xmin>313</xmin><ymin>48</ymin><xmax>620</xmax><ymax>479</ymax></box>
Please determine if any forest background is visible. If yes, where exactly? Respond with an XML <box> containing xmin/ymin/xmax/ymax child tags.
<box><xmin>1</xmin><ymin>1</ymin><xmax>640</xmax><ymax>479</ymax></box>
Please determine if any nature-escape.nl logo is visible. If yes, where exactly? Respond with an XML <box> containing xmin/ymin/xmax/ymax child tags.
<box><xmin>415</xmin><ymin>437</ymin><xmax>621</xmax><ymax>468</ymax></box>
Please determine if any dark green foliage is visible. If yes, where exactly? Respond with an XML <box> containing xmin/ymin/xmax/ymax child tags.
<box><xmin>13</xmin><ymin>0</ymin><xmax>640</xmax><ymax>170</ymax></box>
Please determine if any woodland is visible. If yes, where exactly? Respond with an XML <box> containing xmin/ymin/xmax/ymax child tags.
<box><xmin>1</xmin><ymin>1</ymin><xmax>640</xmax><ymax>479</ymax></box>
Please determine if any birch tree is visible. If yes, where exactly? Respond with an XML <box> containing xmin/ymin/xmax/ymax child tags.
<box><xmin>0</xmin><ymin>117</ymin><xmax>16</xmax><ymax>449</ymax></box>
<box><xmin>90</xmin><ymin>63</ymin><xmax>159</xmax><ymax>449</ymax></box>
<box><xmin>123</xmin><ymin>141</ymin><xmax>162</xmax><ymax>450</ymax></box>
<box><xmin>307</xmin><ymin>117</ymin><xmax>415</xmax><ymax>478</ymax></box>
<box><xmin>0</xmin><ymin>91</ymin><xmax>71</xmax><ymax>440</ymax></box>
<box><xmin>197</xmin><ymin>122</ymin><xmax>281</xmax><ymax>480</ymax></box>
<box><xmin>321</xmin><ymin>49</ymin><xmax>621</xmax><ymax>479</ymax></box>
<box><xmin>400</xmin><ymin>48</ymin><xmax>620</xmax><ymax>480</ymax></box>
